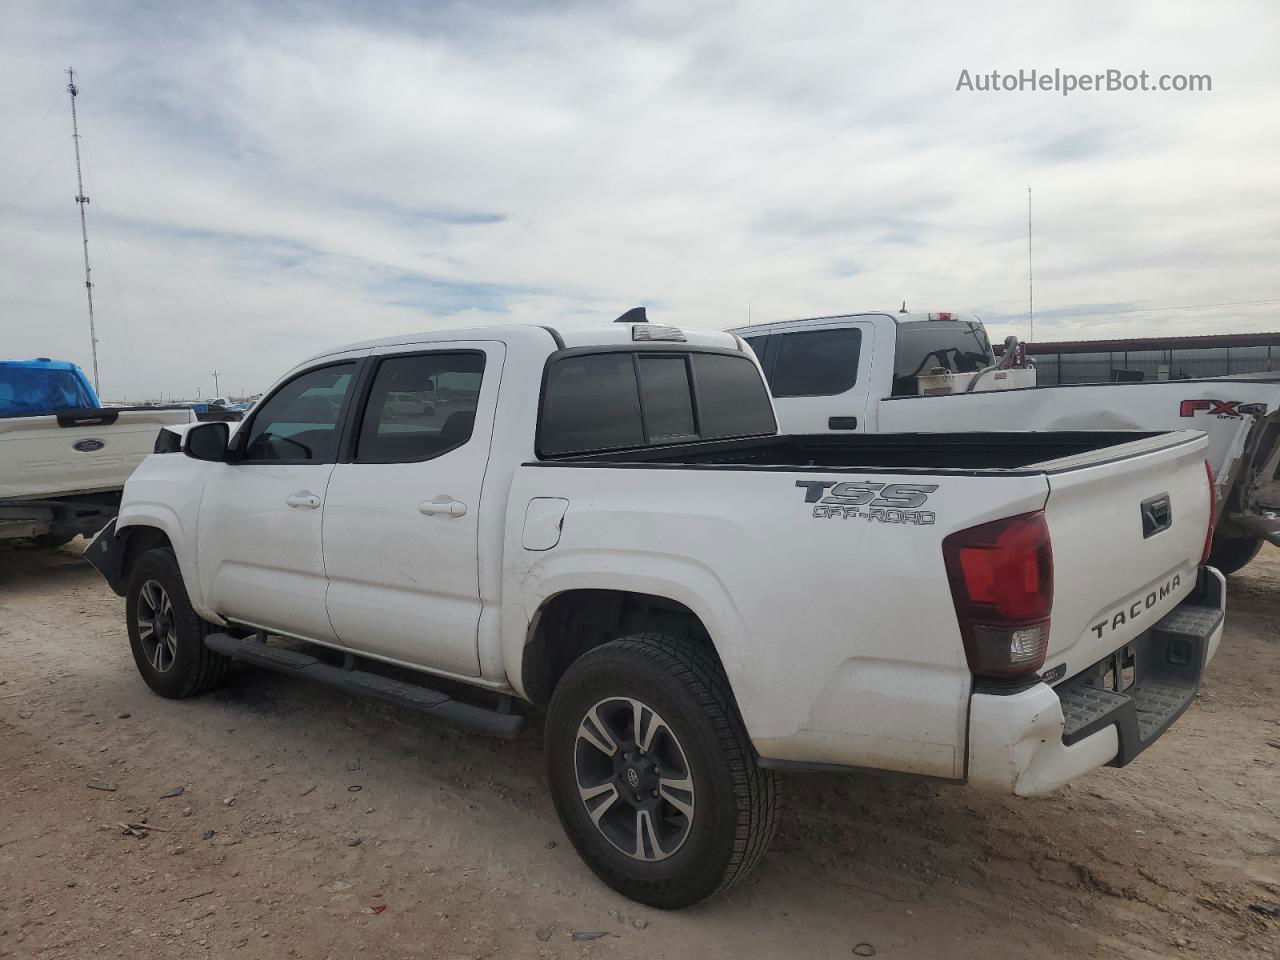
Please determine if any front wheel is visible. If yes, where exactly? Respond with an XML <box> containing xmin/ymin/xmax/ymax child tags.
<box><xmin>545</xmin><ymin>634</ymin><xmax>778</xmax><ymax>909</ymax></box>
<box><xmin>1208</xmin><ymin>535</ymin><xmax>1264</xmax><ymax>576</ymax></box>
<box><xmin>125</xmin><ymin>548</ymin><xmax>229</xmax><ymax>698</ymax></box>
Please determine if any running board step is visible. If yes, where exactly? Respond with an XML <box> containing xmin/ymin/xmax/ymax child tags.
<box><xmin>204</xmin><ymin>633</ymin><xmax>524</xmax><ymax>739</ymax></box>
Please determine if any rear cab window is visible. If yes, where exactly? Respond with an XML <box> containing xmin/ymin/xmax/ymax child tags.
<box><xmin>538</xmin><ymin>348</ymin><xmax>776</xmax><ymax>457</ymax></box>
<box><xmin>892</xmin><ymin>321</ymin><xmax>994</xmax><ymax>396</ymax></box>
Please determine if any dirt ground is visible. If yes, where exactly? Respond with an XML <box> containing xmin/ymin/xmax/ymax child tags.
<box><xmin>0</xmin><ymin>542</ymin><xmax>1277</xmax><ymax>960</ymax></box>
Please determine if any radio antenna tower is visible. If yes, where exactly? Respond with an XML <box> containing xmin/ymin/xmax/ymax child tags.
<box><xmin>66</xmin><ymin>67</ymin><xmax>100</xmax><ymax>393</ymax></box>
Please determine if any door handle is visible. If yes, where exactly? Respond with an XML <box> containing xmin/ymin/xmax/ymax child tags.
<box><xmin>828</xmin><ymin>416</ymin><xmax>859</xmax><ymax>430</ymax></box>
<box><xmin>285</xmin><ymin>492</ymin><xmax>321</xmax><ymax>510</ymax></box>
<box><xmin>418</xmin><ymin>497</ymin><xmax>467</xmax><ymax>518</ymax></box>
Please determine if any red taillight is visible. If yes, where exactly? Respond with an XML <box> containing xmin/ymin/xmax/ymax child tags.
<box><xmin>943</xmin><ymin>511</ymin><xmax>1054</xmax><ymax>678</ymax></box>
<box><xmin>1201</xmin><ymin>459</ymin><xmax>1215</xmax><ymax>565</ymax></box>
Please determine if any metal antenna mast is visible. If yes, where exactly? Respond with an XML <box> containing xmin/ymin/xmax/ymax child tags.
<box><xmin>1027</xmin><ymin>185</ymin><xmax>1034</xmax><ymax>344</ymax></box>
<box><xmin>66</xmin><ymin>67</ymin><xmax>100</xmax><ymax>393</ymax></box>
<box><xmin>211</xmin><ymin>370</ymin><xmax>221</xmax><ymax>397</ymax></box>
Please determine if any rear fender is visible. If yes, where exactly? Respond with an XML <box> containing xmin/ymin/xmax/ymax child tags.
<box><xmin>503</xmin><ymin>554</ymin><xmax>760</xmax><ymax>723</ymax></box>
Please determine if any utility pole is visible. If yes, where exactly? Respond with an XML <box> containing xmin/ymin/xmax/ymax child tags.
<box><xmin>211</xmin><ymin>370</ymin><xmax>222</xmax><ymax>398</ymax></box>
<box><xmin>66</xmin><ymin>68</ymin><xmax>100</xmax><ymax>394</ymax></box>
<box><xmin>1027</xmin><ymin>185</ymin><xmax>1034</xmax><ymax>344</ymax></box>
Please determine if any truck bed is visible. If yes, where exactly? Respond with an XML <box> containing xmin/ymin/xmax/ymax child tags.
<box><xmin>544</xmin><ymin>429</ymin><xmax>1199</xmax><ymax>473</ymax></box>
<box><xmin>0</xmin><ymin>406</ymin><xmax>195</xmax><ymax>502</ymax></box>
<box><xmin>514</xmin><ymin>422</ymin><xmax>1212</xmax><ymax>783</ymax></box>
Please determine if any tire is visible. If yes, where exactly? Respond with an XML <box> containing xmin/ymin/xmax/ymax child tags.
<box><xmin>125</xmin><ymin>548</ymin><xmax>229</xmax><ymax>699</ymax></box>
<box><xmin>545</xmin><ymin>634</ymin><xmax>778</xmax><ymax>909</ymax></box>
<box><xmin>1208</xmin><ymin>535</ymin><xmax>1264</xmax><ymax>576</ymax></box>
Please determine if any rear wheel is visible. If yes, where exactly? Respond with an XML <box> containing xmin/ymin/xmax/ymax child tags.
<box><xmin>1208</xmin><ymin>535</ymin><xmax>1264</xmax><ymax>576</ymax></box>
<box><xmin>125</xmin><ymin>548</ymin><xmax>229</xmax><ymax>698</ymax></box>
<box><xmin>545</xmin><ymin>634</ymin><xmax>778</xmax><ymax>908</ymax></box>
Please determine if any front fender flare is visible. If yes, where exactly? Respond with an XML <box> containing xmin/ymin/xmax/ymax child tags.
<box><xmin>115</xmin><ymin>504</ymin><xmax>225</xmax><ymax>625</ymax></box>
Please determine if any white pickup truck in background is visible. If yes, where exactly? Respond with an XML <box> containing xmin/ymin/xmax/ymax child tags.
<box><xmin>732</xmin><ymin>312</ymin><xmax>1280</xmax><ymax>574</ymax></box>
<box><xmin>0</xmin><ymin>359</ymin><xmax>194</xmax><ymax>545</ymax></box>
<box><xmin>86</xmin><ymin>318</ymin><xmax>1223</xmax><ymax>908</ymax></box>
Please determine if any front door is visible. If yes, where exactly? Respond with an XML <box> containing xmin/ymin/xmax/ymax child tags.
<box><xmin>197</xmin><ymin>358</ymin><xmax>362</xmax><ymax>642</ymax></box>
<box><xmin>322</xmin><ymin>342</ymin><xmax>503</xmax><ymax>676</ymax></box>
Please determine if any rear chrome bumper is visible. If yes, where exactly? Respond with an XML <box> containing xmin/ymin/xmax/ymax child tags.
<box><xmin>967</xmin><ymin>566</ymin><xmax>1226</xmax><ymax>796</ymax></box>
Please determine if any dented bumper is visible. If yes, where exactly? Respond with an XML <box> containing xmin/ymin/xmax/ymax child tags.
<box><xmin>967</xmin><ymin>566</ymin><xmax>1226</xmax><ymax>796</ymax></box>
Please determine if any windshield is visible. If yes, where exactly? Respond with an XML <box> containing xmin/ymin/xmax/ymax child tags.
<box><xmin>892</xmin><ymin>321</ymin><xmax>994</xmax><ymax>396</ymax></box>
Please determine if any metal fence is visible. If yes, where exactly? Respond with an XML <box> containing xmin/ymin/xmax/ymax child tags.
<box><xmin>1030</xmin><ymin>344</ymin><xmax>1280</xmax><ymax>385</ymax></box>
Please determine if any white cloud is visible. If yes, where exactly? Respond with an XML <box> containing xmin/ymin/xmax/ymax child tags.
<box><xmin>1</xmin><ymin>0</ymin><xmax>1278</xmax><ymax>398</ymax></box>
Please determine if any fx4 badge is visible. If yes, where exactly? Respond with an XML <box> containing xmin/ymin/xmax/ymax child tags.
<box><xmin>796</xmin><ymin>480</ymin><xmax>938</xmax><ymax>525</ymax></box>
<box><xmin>1179</xmin><ymin>398</ymin><xmax>1267</xmax><ymax>418</ymax></box>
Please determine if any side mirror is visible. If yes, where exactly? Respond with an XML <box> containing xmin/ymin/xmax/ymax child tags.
<box><xmin>183</xmin><ymin>421</ymin><xmax>229</xmax><ymax>462</ymax></box>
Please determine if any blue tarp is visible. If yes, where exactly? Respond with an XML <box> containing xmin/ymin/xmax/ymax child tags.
<box><xmin>0</xmin><ymin>359</ymin><xmax>101</xmax><ymax>418</ymax></box>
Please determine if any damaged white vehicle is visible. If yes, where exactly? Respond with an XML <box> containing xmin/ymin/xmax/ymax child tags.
<box><xmin>88</xmin><ymin>316</ymin><xmax>1224</xmax><ymax>907</ymax></box>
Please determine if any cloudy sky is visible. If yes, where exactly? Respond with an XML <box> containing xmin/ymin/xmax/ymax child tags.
<box><xmin>2</xmin><ymin>0</ymin><xmax>1278</xmax><ymax>400</ymax></box>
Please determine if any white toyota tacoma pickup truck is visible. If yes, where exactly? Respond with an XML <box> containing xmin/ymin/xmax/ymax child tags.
<box><xmin>731</xmin><ymin>312</ymin><xmax>1280</xmax><ymax>574</ymax></box>
<box><xmin>87</xmin><ymin>318</ymin><xmax>1225</xmax><ymax>907</ymax></box>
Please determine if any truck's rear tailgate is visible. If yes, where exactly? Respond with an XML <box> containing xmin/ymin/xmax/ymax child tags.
<box><xmin>0</xmin><ymin>408</ymin><xmax>194</xmax><ymax>501</ymax></box>
<box><xmin>1039</xmin><ymin>431</ymin><xmax>1212</xmax><ymax>681</ymax></box>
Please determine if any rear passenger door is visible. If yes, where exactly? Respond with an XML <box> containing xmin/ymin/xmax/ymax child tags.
<box><xmin>321</xmin><ymin>342</ymin><xmax>504</xmax><ymax>676</ymax></box>
<box><xmin>747</xmin><ymin>323</ymin><xmax>874</xmax><ymax>433</ymax></box>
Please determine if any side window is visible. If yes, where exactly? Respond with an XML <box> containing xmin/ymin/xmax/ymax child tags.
<box><xmin>241</xmin><ymin>363</ymin><xmax>355</xmax><ymax>463</ymax></box>
<box><xmin>355</xmin><ymin>352</ymin><xmax>486</xmax><ymax>463</ymax></box>
<box><xmin>540</xmin><ymin>353</ymin><xmax>643</xmax><ymax>456</ymax></box>
<box><xmin>770</xmin><ymin>328</ymin><xmax>862</xmax><ymax>398</ymax></box>
<box><xmin>741</xmin><ymin>335</ymin><xmax>769</xmax><ymax>364</ymax></box>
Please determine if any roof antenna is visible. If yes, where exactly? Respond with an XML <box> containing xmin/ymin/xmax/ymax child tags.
<box><xmin>614</xmin><ymin>306</ymin><xmax>647</xmax><ymax>324</ymax></box>
<box><xmin>899</xmin><ymin>300</ymin><xmax>909</xmax><ymax>314</ymax></box>
<box><xmin>1027</xmin><ymin>185</ymin><xmax>1035</xmax><ymax>344</ymax></box>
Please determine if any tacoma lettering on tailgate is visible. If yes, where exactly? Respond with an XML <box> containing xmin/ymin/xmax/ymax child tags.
<box><xmin>1090</xmin><ymin>574</ymin><xmax>1181</xmax><ymax>639</ymax></box>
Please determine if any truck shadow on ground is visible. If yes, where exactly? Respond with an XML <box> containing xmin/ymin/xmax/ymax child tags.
<box><xmin>4</xmin><ymin>539</ymin><xmax>1277</xmax><ymax>957</ymax></box>
<box><xmin>0</xmin><ymin>538</ymin><xmax>93</xmax><ymax>588</ymax></box>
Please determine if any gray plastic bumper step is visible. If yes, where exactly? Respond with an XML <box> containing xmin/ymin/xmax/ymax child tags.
<box><xmin>204</xmin><ymin>633</ymin><xmax>523</xmax><ymax>739</ymax></box>
<box><xmin>1054</xmin><ymin>569</ymin><xmax>1224</xmax><ymax>766</ymax></box>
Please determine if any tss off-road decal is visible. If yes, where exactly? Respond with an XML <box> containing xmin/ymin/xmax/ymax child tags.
<box><xmin>795</xmin><ymin>480</ymin><xmax>938</xmax><ymax>525</ymax></box>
